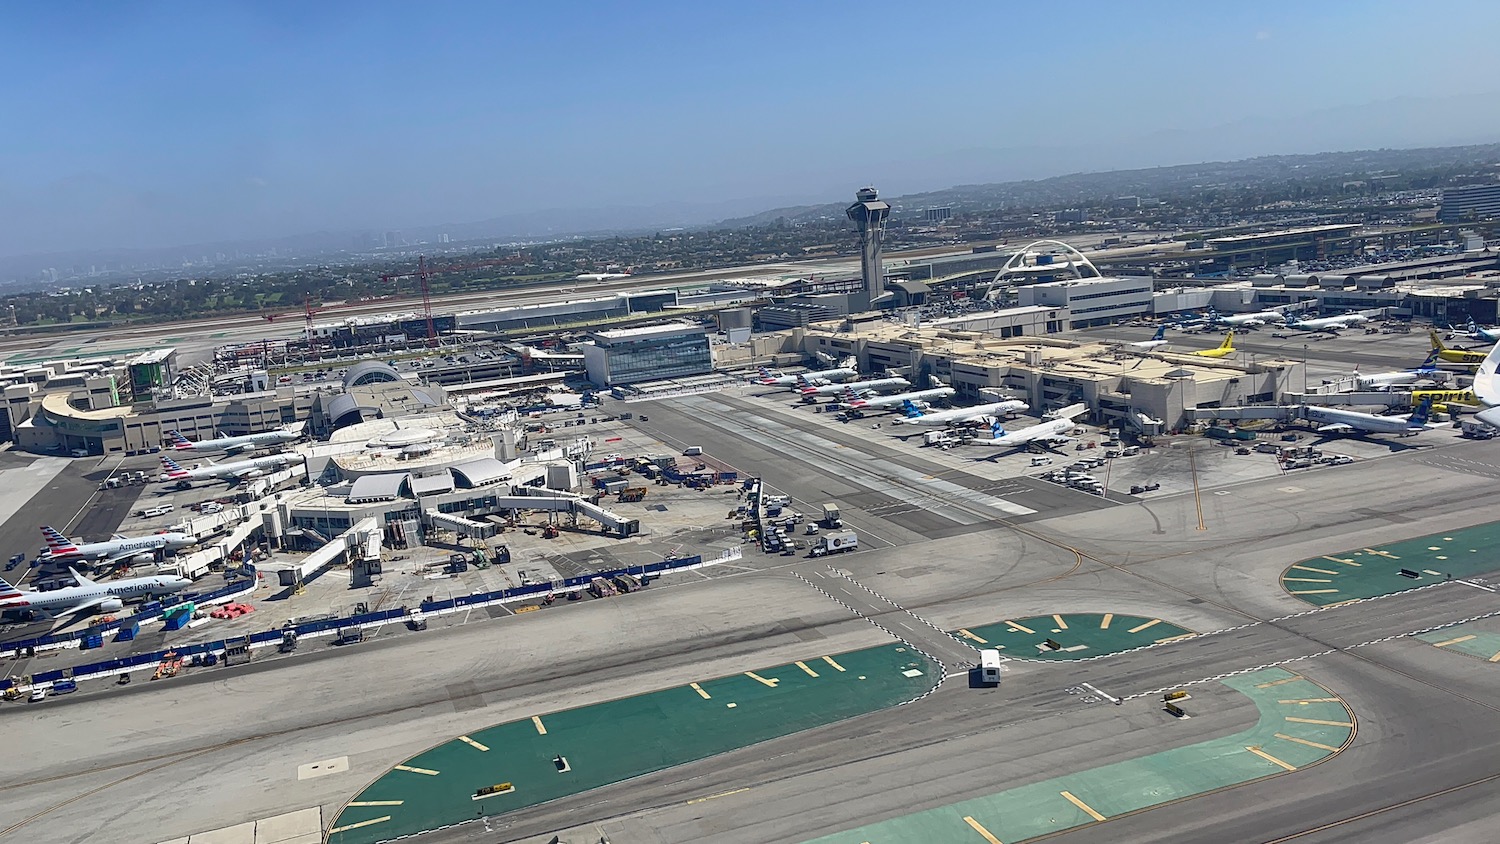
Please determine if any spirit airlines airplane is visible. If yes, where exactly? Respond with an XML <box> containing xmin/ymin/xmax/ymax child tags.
<box><xmin>841</xmin><ymin>378</ymin><xmax>955</xmax><ymax>410</ymax></box>
<box><xmin>754</xmin><ymin>362</ymin><xmax>857</xmax><ymax>387</ymax></box>
<box><xmin>0</xmin><ymin>568</ymin><xmax>190</xmax><ymax>619</ymax></box>
<box><xmin>1301</xmin><ymin>397</ymin><xmax>1435</xmax><ymax>436</ymax></box>
<box><xmin>41</xmin><ymin>525</ymin><xmax>195</xmax><ymax>565</ymax></box>
<box><xmin>1352</xmin><ymin>351</ymin><xmax>1448</xmax><ymax>390</ymax></box>
<box><xmin>800</xmin><ymin>376</ymin><xmax>909</xmax><ymax>397</ymax></box>
<box><xmin>892</xmin><ymin>398</ymin><xmax>1030</xmax><ymax>426</ymax></box>
<box><xmin>970</xmin><ymin>403</ymin><xmax>1089</xmax><ymax>451</ymax></box>
<box><xmin>1192</xmin><ymin>331</ymin><xmax>1236</xmax><ymax>359</ymax></box>
<box><xmin>160</xmin><ymin>453</ymin><xmax>292</xmax><ymax>484</ymax></box>
<box><xmin>1428</xmin><ymin>329</ymin><xmax>1490</xmax><ymax>365</ymax></box>
<box><xmin>1127</xmin><ymin>326</ymin><xmax>1170</xmax><ymax>350</ymax></box>
<box><xmin>168</xmin><ymin>426</ymin><xmax>301</xmax><ymax>456</ymax></box>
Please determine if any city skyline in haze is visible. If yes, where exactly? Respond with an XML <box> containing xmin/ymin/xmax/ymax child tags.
<box><xmin>4</xmin><ymin>0</ymin><xmax>1500</xmax><ymax>260</ymax></box>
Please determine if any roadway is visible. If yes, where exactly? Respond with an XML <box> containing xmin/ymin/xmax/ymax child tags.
<box><xmin>6</xmin><ymin>393</ymin><xmax>1500</xmax><ymax>843</ymax></box>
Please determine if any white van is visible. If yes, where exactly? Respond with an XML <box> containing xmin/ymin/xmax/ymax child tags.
<box><xmin>1030</xmin><ymin>456</ymin><xmax>1052</xmax><ymax>467</ymax></box>
<box><xmin>683</xmin><ymin>445</ymin><xmax>703</xmax><ymax>456</ymax></box>
<box><xmin>139</xmin><ymin>504</ymin><xmax>175</xmax><ymax>518</ymax></box>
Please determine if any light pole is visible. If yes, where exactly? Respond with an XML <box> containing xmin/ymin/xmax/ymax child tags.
<box><xmin>1301</xmin><ymin>344</ymin><xmax>1309</xmax><ymax>394</ymax></box>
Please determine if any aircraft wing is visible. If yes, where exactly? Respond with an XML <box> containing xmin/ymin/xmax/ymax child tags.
<box><xmin>223</xmin><ymin>443</ymin><xmax>253</xmax><ymax>457</ymax></box>
<box><xmin>1316</xmin><ymin>423</ymin><xmax>1355</xmax><ymax>434</ymax></box>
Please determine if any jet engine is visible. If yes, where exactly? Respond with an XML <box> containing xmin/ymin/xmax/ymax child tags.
<box><xmin>98</xmin><ymin>597</ymin><xmax>124</xmax><ymax>614</ymax></box>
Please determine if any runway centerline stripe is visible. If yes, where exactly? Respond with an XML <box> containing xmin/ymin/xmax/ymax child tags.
<box><xmin>1127</xmin><ymin>618</ymin><xmax>1162</xmax><ymax>634</ymax></box>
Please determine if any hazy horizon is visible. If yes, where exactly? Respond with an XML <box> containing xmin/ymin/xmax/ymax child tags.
<box><xmin>5</xmin><ymin>0</ymin><xmax>1500</xmax><ymax>260</ymax></box>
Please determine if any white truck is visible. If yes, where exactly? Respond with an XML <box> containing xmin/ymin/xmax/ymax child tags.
<box><xmin>922</xmin><ymin>430</ymin><xmax>953</xmax><ymax>447</ymax></box>
<box><xmin>821</xmin><ymin>502</ymin><xmax>842</xmax><ymax>528</ymax></box>
<box><xmin>809</xmin><ymin>529</ymin><xmax>857</xmax><ymax>557</ymax></box>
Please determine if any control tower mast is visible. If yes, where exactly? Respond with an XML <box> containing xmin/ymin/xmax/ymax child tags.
<box><xmin>845</xmin><ymin>186</ymin><xmax>891</xmax><ymax>310</ymax></box>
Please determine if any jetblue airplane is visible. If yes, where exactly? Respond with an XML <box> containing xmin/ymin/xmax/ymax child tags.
<box><xmin>970</xmin><ymin>403</ymin><xmax>1089</xmax><ymax>451</ymax></box>
<box><xmin>893</xmin><ymin>398</ymin><xmax>1029</xmax><ymax>426</ymax></box>
<box><xmin>1301</xmin><ymin>397</ymin><xmax>1435</xmax><ymax>436</ymax></box>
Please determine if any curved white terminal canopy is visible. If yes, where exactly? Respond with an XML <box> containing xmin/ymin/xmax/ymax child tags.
<box><xmin>984</xmin><ymin>239</ymin><xmax>1103</xmax><ymax>299</ymax></box>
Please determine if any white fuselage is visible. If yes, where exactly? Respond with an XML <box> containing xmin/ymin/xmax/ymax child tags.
<box><xmin>804</xmin><ymin>377</ymin><xmax>909</xmax><ymax>397</ymax></box>
<box><xmin>850</xmin><ymin>387</ymin><xmax>956</xmax><ymax>410</ymax></box>
<box><xmin>47</xmin><ymin>533</ymin><xmax>195</xmax><ymax>563</ymax></box>
<box><xmin>1216</xmin><ymin>311</ymin><xmax>1286</xmax><ymax>327</ymax></box>
<box><xmin>1290</xmin><ymin>315</ymin><xmax>1367</xmax><ymax>332</ymax></box>
<box><xmin>164</xmin><ymin>454</ymin><xmax>290</xmax><ymax>482</ymax></box>
<box><xmin>973</xmin><ymin>417</ymin><xmax>1075</xmax><ymax>448</ymax></box>
<box><xmin>1303</xmin><ymin>406</ymin><xmax>1422</xmax><ymax>434</ymax></box>
<box><xmin>0</xmin><ymin>576</ymin><xmax>189</xmax><ymax>615</ymax></box>
<box><xmin>760</xmin><ymin>367</ymin><xmax>856</xmax><ymax>386</ymax></box>
<box><xmin>173</xmin><ymin>430</ymin><xmax>298</xmax><ymax>455</ymax></box>
<box><xmin>893</xmin><ymin>400</ymin><xmax>1029</xmax><ymax>425</ymax></box>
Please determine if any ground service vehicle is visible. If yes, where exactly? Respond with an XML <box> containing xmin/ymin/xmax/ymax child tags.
<box><xmin>810</xmin><ymin>530</ymin><xmax>857</xmax><ymax>557</ymax></box>
<box><xmin>978</xmin><ymin>649</ymin><xmax>1003</xmax><ymax>685</ymax></box>
<box><xmin>821</xmin><ymin>502</ymin><xmax>842</xmax><ymax>528</ymax></box>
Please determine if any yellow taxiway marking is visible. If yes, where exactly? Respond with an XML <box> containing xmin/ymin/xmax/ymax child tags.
<box><xmin>1291</xmin><ymin>565</ymin><xmax>1339</xmax><ymax>575</ymax></box>
<box><xmin>1247</xmin><ymin>745</ymin><xmax>1297</xmax><ymax>771</ymax></box>
<box><xmin>1156</xmin><ymin>633</ymin><xmax>1196</xmax><ymax>644</ymax></box>
<box><xmin>348</xmin><ymin>801</ymin><xmax>403</xmax><ymax>807</ymax></box>
<box><xmin>532</xmin><ymin>716</ymin><xmax>547</xmax><ymax>735</ymax></box>
<box><xmin>1279</xmin><ymin>698</ymin><xmax>1340</xmax><ymax>704</ymax></box>
<box><xmin>823</xmin><ymin>656</ymin><xmax>846</xmax><ymax>672</ymax></box>
<box><xmin>329</xmin><ymin>817</ymin><xmax>390</xmax><ymax>834</ymax></box>
<box><xmin>958</xmin><ymin>628</ymin><xmax>989</xmax><ymax>644</ymax></box>
<box><xmin>1283</xmin><ymin>577</ymin><xmax>1332</xmax><ymax>583</ymax></box>
<box><xmin>1489</xmin><ymin>651</ymin><xmax>1500</xmax><ymax>663</ymax></box>
<box><xmin>963</xmin><ymin>815</ymin><xmax>1004</xmax><ymax>843</ymax></box>
<box><xmin>1433</xmin><ymin>635</ymin><xmax>1477</xmax><ymax>648</ymax></box>
<box><xmin>691</xmin><ymin>682</ymin><xmax>711</xmax><ymax>699</ymax></box>
<box><xmin>1323</xmin><ymin>556</ymin><xmax>1361</xmax><ymax>566</ymax></box>
<box><xmin>1285</xmin><ymin>716</ymin><xmax>1354</xmax><ymax>728</ymax></box>
<box><xmin>1052</xmin><ymin>614</ymin><xmax>1068</xmax><ymax>630</ymax></box>
<box><xmin>394</xmin><ymin>765</ymin><xmax>439</xmax><ymax>775</ymax></box>
<box><xmin>459</xmin><ymin>735</ymin><xmax>489</xmax><ymax>751</ymax></box>
<box><xmin>1364</xmin><ymin>548</ymin><xmax>1399</xmax><ymax>559</ymax></box>
<box><xmin>1289</xmin><ymin>589</ymin><xmax>1340</xmax><ymax>595</ymax></box>
<box><xmin>1005</xmin><ymin>620</ymin><xmax>1035</xmax><ymax>634</ymax></box>
<box><xmin>795</xmin><ymin>660</ymin><xmax>820</xmax><ymax>677</ymax></box>
<box><xmin>1128</xmin><ymin>618</ymin><xmax>1162</xmax><ymax>634</ymax></box>
<box><xmin>746</xmin><ymin>671</ymin><xmax>780</xmax><ymax>687</ymax></box>
<box><xmin>1256</xmin><ymin>675</ymin><xmax>1303</xmax><ymax>689</ymax></box>
<box><xmin>685</xmin><ymin>787</ymin><xmax>749</xmax><ymax>805</ymax></box>
<box><xmin>1275</xmin><ymin>733</ymin><xmax>1340</xmax><ymax>752</ymax></box>
<box><xmin>1060</xmin><ymin>790</ymin><xmax>1106</xmax><ymax>821</ymax></box>
<box><xmin>1100</xmin><ymin>613</ymin><xmax>1113</xmax><ymax>629</ymax></box>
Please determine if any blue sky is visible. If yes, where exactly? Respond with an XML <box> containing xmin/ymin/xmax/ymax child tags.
<box><xmin>3</xmin><ymin>0</ymin><xmax>1500</xmax><ymax>257</ymax></box>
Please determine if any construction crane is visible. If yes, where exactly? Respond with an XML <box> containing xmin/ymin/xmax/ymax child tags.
<box><xmin>379</xmin><ymin>255</ymin><xmax>514</xmax><ymax>346</ymax></box>
<box><xmin>262</xmin><ymin>295</ymin><xmax>332</xmax><ymax>348</ymax></box>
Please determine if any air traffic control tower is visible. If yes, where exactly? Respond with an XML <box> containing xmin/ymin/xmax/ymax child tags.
<box><xmin>846</xmin><ymin>186</ymin><xmax>890</xmax><ymax>310</ymax></box>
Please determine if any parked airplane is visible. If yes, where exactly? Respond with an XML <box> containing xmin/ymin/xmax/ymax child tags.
<box><xmin>1409</xmin><ymin>388</ymin><xmax>1480</xmax><ymax>407</ymax></box>
<box><xmin>0</xmin><ymin>568</ymin><xmax>190</xmax><ymax>619</ymax></box>
<box><xmin>892</xmin><ymin>398</ymin><xmax>1030</xmax><ymax>426</ymax></box>
<box><xmin>40</xmin><ymin>525</ymin><xmax>195</xmax><ymax>565</ymax></box>
<box><xmin>1191</xmin><ymin>331</ymin><xmax>1236</xmax><ymax>359</ymax></box>
<box><xmin>1428</xmin><ymin>329</ymin><xmax>1489</xmax><ymax>365</ymax></box>
<box><xmin>160</xmin><ymin>454</ymin><xmax>291</xmax><ymax>484</ymax></box>
<box><xmin>1453</xmin><ymin>317</ymin><xmax>1500</xmax><ymax>344</ymax></box>
<box><xmin>1127</xmin><ymin>325</ymin><xmax>1170</xmax><ymax>350</ymax></box>
<box><xmin>168</xmin><ymin>425</ymin><xmax>301</xmax><ymax>456</ymax></box>
<box><xmin>970</xmin><ymin>403</ymin><xmax>1089</xmax><ymax>451</ymax></box>
<box><xmin>1470</xmin><ymin>336</ymin><xmax>1500</xmax><ymax>429</ymax></box>
<box><xmin>1301</xmin><ymin>397</ymin><xmax>1435</xmax><ymax>436</ymax></box>
<box><xmin>574</xmin><ymin>272</ymin><xmax>631</xmax><ymax>282</ymax></box>
<box><xmin>842</xmin><ymin>382</ymin><xmax>956</xmax><ymax>410</ymax></box>
<box><xmin>755</xmin><ymin>362</ymin><xmax>857</xmax><ymax>387</ymax></box>
<box><xmin>1206</xmin><ymin>308</ymin><xmax>1287</xmax><ymax>327</ymax></box>
<box><xmin>800</xmin><ymin>376</ymin><xmax>909</xmax><ymax>397</ymax></box>
<box><xmin>1352</xmin><ymin>351</ymin><xmax>1449</xmax><ymax>390</ymax></box>
<box><xmin>1285</xmin><ymin>313</ymin><xmax>1370</xmax><ymax>333</ymax></box>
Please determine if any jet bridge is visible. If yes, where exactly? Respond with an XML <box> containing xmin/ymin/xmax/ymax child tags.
<box><xmin>493</xmin><ymin>491</ymin><xmax>640</xmax><ymax>538</ymax></box>
<box><xmin>277</xmin><ymin>517</ymin><xmax>381</xmax><ymax>588</ymax></box>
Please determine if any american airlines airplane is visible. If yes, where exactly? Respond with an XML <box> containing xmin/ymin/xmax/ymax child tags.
<box><xmin>892</xmin><ymin>398</ymin><xmax>1029</xmax><ymax>426</ymax></box>
<box><xmin>841</xmin><ymin>379</ymin><xmax>956</xmax><ymax>410</ymax></box>
<box><xmin>754</xmin><ymin>362</ymin><xmax>857</xmax><ymax>387</ymax></box>
<box><xmin>168</xmin><ymin>425</ymin><xmax>301</xmax><ymax>456</ymax></box>
<box><xmin>1301</xmin><ymin>397</ymin><xmax>1435</xmax><ymax>436</ymax></box>
<box><xmin>160</xmin><ymin>453</ymin><xmax>292</xmax><ymax>484</ymax></box>
<box><xmin>41</xmin><ymin>525</ymin><xmax>195</xmax><ymax>565</ymax></box>
<box><xmin>970</xmin><ymin>403</ymin><xmax>1089</xmax><ymax>451</ymax></box>
<box><xmin>800</xmin><ymin>376</ymin><xmax>909</xmax><ymax>397</ymax></box>
<box><xmin>0</xmin><ymin>568</ymin><xmax>190</xmax><ymax>619</ymax></box>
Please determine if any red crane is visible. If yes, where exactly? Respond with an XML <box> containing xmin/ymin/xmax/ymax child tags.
<box><xmin>379</xmin><ymin>255</ymin><xmax>514</xmax><ymax>347</ymax></box>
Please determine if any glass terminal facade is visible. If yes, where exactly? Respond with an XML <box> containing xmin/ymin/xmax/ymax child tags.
<box><xmin>583</xmin><ymin>324</ymin><xmax>712</xmax><ymax>386</ymax></box>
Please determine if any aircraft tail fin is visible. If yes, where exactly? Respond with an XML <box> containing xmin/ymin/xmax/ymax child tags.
<box><xmin>1430</xmin><ymin>328</ymin><xmax>1449</xmax><ymax>352</ymax></box>
<box><xmin>901</xmin><ymin>400</ymin><xmax>923</xmax><ymax>418</ymax></box>
<box><xmin>1418</xmin><ymin>349</ymin><xmax>1441</xmax><ymax>370</ymax></box>
<box><xmin>0</xmin><ymin>575</ymin><xmax>24</xmax><ymax>598</ymax></box>
<box><xmin>40</xmin><ymin>525</ymin><xmax>78</xmax><ymax>554</ymax></box>
<box><xmin>68</xmin><ymin>566</ymin><xmax>96</xmax><ymax>587</ymax></box>
<box><xmin>990</xmin><ymin>420</ymin><xmax>1006</xmax><ymax>439</ymax></box>
<box><xmin>1409</xmin><ymin>397</ymin><xmax>1434</xmax><ymax>427</ymax></box>
<box><xmin>167</xmin><ymin>430</ymin><xmax>194</xmax><ymax>449</ymax></box>
<box><xmin>1219</xmin><ymin>330</ymin><xmax>1235</xmax><ymax>351</ymax></box>
<box><xmin>1151</xmin><ymin>325</ymin><xmax>1167</xmax><ymax>341</ymax></box>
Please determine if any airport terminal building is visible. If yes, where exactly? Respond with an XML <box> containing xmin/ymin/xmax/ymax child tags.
<box><xmin>582</xmin><ymin>322</ymin><xmax>712</xmax><ymax>387</ymax></box>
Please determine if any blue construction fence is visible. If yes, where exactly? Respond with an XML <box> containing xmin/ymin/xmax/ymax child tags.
<box><xmin>1</xmin><ymin>555</ymin><xmax>706</xmax><ymax>693</ymax></box>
